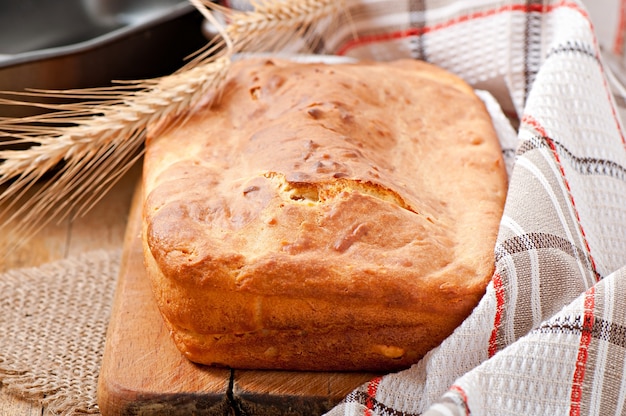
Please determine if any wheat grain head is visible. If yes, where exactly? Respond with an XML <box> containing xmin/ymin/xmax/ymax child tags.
<box><xmin>189</xmin><ymin>0</ymin><xmax>347</xmax><ymax>65</ymax></box>
<box><xmin>0</xmin><ymin>55</ymin><xmax>231</xmax><ymax>246</ymax></box>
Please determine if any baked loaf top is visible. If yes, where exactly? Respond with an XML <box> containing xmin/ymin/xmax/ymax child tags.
<box><xmin>142</xmin><ymin>57</ymin><xmax>508</xmax><ymax>371</ymax></box>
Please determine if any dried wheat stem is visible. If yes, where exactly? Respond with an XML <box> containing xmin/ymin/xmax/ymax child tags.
<box><xmin>0</xmin><ymin>57</ymin><xmax>230</xmax><ymax>183</ymax></box>
<box><xmin>0</xmin><ymin>55</ymin><xmax>230</xmax><ymax>244</ymax></box>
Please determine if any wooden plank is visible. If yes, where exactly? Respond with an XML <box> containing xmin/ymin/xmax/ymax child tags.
<box><xmin>65</xmin><ymin>163</ymin><xmax>141</xmax><ymax>256</ymax></box>
<box><xmin>0</xmin><ymin>388</ymin><xmax>42</xmax><ymax>416</ymax></box>
<box><xmin>0</xmin><ymin>190</ymin><xmax>69</xmax><ymax>273</ymax></box>
<box><xmin>97</xmin><ymin>180</ymin><xmax>232</xmax><ymax>416</ymax></box>
<box><xmin>0</xmin><ymin>163</ymin><xmax>140</xmax><ymax>272</ymax></box>
<box><xmin>232</xmin><ymin>370</ymin><xmax>375</xmax><ymax>415</ymax></box>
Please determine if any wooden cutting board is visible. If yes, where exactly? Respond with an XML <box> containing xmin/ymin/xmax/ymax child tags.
<box><xmin>97</xmin><ymin>182</ymin><xmax>377</xmax><ymax>415</ymax></box>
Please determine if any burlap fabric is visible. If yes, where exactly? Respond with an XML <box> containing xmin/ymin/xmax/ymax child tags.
<box><xmin>2</xmin><ymin>0</ymin><xmax>626</xmax><ymax>415</ymax></box>
<box><xmin>0</xmin><ymin>250</ymin><xmax>120</xmax><ymax>415</ymax></box>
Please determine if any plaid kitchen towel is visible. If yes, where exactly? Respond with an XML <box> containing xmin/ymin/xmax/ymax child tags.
<box><xmin>304</xmin><ymin>0</ymin><xmax>626</xmax><ymax>415</ymax></box>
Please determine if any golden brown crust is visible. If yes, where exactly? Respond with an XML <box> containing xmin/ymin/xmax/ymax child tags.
<box><xmin>142</xmin><ymin>57</ymin><xmax>508</xmax><ymax>371</ymax></box>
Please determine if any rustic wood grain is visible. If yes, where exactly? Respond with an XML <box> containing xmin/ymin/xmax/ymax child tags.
<box><xmin>0</xmin><ymin>163</ymin><xmax>141</xmax><ymax>273</ymax></box>
<box><xmin>0</xmin><ymin>199</ymin><xmax>69</xmax><ymax>273</ymax></box>
<box><xmin>0</xmin><ymin>390</ymin><xmax>42</xmax><ymax>416</ymax></box>
<box><xmin>232</xmin><ymin>370</ymin><xmax>376</xmax><ymax>415</ymax></box>
<box><xmin>65</xmin><ymin>168</ymin><xmax>139</xmax><ymax>257</ymax></box>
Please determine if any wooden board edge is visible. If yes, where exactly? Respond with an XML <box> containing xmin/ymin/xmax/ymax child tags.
<box><xmin>97</xmin><ymin>180</ymin><xmax>231</xmax><ymax>415</ymax></box>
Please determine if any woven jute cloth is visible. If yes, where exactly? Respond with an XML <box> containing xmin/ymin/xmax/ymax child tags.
<box><xmin>2</xmin><ymin>0</ymin><xmax>626</xmax><ymax>415</ymax></box>
<box><xmin>0</xmin><ymin>250</ymin><xmax>121</xmax><ymax>415</ymax></box>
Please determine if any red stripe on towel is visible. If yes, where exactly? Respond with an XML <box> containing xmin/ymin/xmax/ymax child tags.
<box><xmin>569</xmin><ymin>287</ymin><xmax>595</xmax><ymax>416</ymax></box>
<box><xmin>364</xmin><ymin>376</ymin><xmax>382</xmax><ymax>416</ymax></box>
<box><xmin>614</xmin><ymin>0</ymin><xmax>626</xmax><ymax>56</ymax></box>
<box><xmin>522</xmin><ymin>115</ymin><xmax>599</xmax><ymax>281</ymax></box>
<box><xmin>488</xmin><ymin>273</ymin><xmax>505</xmax><ymax>358</ymax></box>
<box><xmin>336</xmin><ymin>1</ymin><xmax>586</xmax><ymax>56</ymax></box>
<box><xmin>450</xmin><ymin>384</ymin><xmax>472</xmax><ymax>415</ymax></box>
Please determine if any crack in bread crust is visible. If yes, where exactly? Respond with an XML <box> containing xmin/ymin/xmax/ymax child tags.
<box><xmin>264</xmin><ymin>171</ymin><xmax>419</xmax><ymax>215</ymax></box>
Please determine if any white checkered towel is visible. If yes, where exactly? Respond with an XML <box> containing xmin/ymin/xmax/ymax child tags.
<box><xmin>301</xmin><ymin>0</ymin><xmax>626</xmax><ymax>415</ymax></box>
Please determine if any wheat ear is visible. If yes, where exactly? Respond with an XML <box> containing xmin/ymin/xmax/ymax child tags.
<box><xmin>0</xmin><ymin>56</ymin><xmax>231</xmax><ymax>242</ymax></box>
<box><xmin>0</xmin><ymin>0</ymin><xmax>346</xmax><ymax>246</ymax></box>
<box><xmin>190</xmin><ymin>0</ymin><xmax>347</xmax><ymax>64</ymax></box>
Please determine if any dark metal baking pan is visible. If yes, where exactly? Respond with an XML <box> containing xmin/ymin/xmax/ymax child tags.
<box><xmin>0</xmin><ymin>0</ymin><xmax>208</xmax><ymax>118</ymax></box>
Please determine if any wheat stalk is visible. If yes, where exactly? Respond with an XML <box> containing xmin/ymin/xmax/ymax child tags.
<box><xmin>0</xmin><ymin>57</ymin><xmax>231</xmax><ymax>245</ymax></box>
<box><xmin>0</xmin><ymin>0</ymin><xmax>346</xmax><ymax>247</ymax></box>
<box><xmin>0</xmin><ymin>59</ymin><xmax>230</xmax><ymax>184</ymax></box>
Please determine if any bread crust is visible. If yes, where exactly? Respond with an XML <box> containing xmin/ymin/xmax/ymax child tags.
<box><xmin>142</xmin><ymin>57</ymin><xmax>508</xmax><ymax>371</ymax></box>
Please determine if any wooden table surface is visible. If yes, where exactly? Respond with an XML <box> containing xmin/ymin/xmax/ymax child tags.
<box><xmin>0</xmin><ymin>163</ymin><xmax>141</xmax><ymax>415</ymax></box>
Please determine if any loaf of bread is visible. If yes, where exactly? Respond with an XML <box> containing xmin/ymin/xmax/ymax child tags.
<box><xmin>141</xmin><ymin>57</ymin><xmax>508</xmax><ymax>372</ymax></box>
